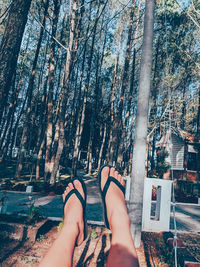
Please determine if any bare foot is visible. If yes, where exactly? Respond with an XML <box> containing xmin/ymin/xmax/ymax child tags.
<box><xmin>101</xmin><ymin>167</ymin><xmax>129</xmax><ymax>229</ymax></box>
<box><xmin>62</xmin><ymin>180</ymin><xmax>85</xmax><ymax>246</ymax></box>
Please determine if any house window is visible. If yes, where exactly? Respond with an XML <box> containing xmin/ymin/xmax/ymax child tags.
<box><xmin>187</xmin><ymin>152</ymin><xmax>197</xmax><ymax>171</ymax></box>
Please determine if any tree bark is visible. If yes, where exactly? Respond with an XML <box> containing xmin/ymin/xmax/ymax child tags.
<box><xmin>97</xmin><ymin>124</ymin><xmax>107</xmax><ymax>170</ymax></box>
<box><xmin>149</xmin><ymin>36</ymin><xmax>160</xmax><ymax>172</ymax></box>
<box><xmin>87</xmin><ymin>17</ymin><xmax>108</xmax><ymax>174</ymax></box>
<box><xmin>0</xmin><ymin>30</ymin><xmax>30</xmax><ymax>156</ymax></box>
<box><xmin>129</xmin><ymin>0</ymin><xmax>155</xmax><ymax>248</ymax></box>
<box><xmin>44</xmin><ymin>0</ymin><xmax>61</xmax><ymax>182</ymax></box>
<box><xmin>15</xmin><ymin>0</ymin><xmax>50</xmax><ymax>178</ymax></box>
<box><xmin>50</xmin><ymin>0</ymin><xmax>78</xmax><ymax>184</ymax></box>
<box><xmin>106</xmin><ymin>29</ymin><xmax>123</xmax><ymax>162</ymax></box>
<box><xmin>0</xmin><ymin>0</ymin><xmax>32</xmax><ymax>124</ymax></box>
<box><xmin>50</xmin><ymin>121</ymin><xmax>64</xmax><ymax>184</ymax></box>
<box><xmin>197</xmin><ymin>86</ymin><xmax>200</xmax><ymax>134</ymax></box>
<box><xmin>71</xmin><ymin>2</ymin><xmax>99</xmax><ymax>177</ymax></box>
<box><xmin>109</xmin><ymin>1</ymin><xmax>135</xmax><ymax>164</ymax></box>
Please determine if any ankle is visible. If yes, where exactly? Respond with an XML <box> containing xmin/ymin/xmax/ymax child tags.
<box><xmin>109</xmin><ymin>208</ymin><xmax>130</xmax><ymax>230</ymax></box>
<box><xmin>63</xmin><ymin>220</ymin><xmax>79</xmax><ymax>234</ymax></box>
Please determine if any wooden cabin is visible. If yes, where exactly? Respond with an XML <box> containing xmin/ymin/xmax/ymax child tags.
<box><xmin>156</xmin><ymin>128</ymin><xmax>200</xmax><ymax>182</ymax></box>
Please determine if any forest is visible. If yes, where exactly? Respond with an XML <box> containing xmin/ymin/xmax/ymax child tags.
<box><xmin>0</xmin><ymin>0</ymin><xmax>199</xmax><ymax>186</ymax></box>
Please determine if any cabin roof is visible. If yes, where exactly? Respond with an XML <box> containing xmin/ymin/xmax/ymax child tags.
<box><xmin>179</xmin><ymin>130</ymin><xmax>200</xmax><ymax>144</ymax></box>
<box><xmin>156</xmin><ymin>128</ymin><xmax>200</xmax><ymax>148</ymax></box>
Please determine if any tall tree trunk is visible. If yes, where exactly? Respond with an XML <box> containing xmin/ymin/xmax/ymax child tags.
<box><xmin>8</xmin><ymin>90</ymin><xmax>28</xmax><ymax>159</ymax></box>
<box><xmin>34</xmin><ymin>36</ymin><xmax>50</xmax><ymax>153</ymax></box>
<box><xmin>180</xmin><ymin>81</ymin><xmax>186</xmax><ymax>130</ymax></box>
<box><xmin>44</xmin><ymin>0</ymin><xmax>61</xmax><ymax>182</ymax></box>
<box><xmin>110</xmin><ymin>0</ymin><xmax>135</xmax><ymax>164</ymax></box>
<box><xmin>15</xmin><ymin>0</ymin><xmax>50</xmax><ymax>178</ymax></box>
<box><xmin>106</xmin><ymin>29</ymin><xmax>123</xmax><ymax>162</ymax></box>
<box><xmin>50</xmin><ymin>0</ymin><xmax>78</xmax><ymax>184</ymax></box>
<box><xmin>197</xmin><ymin>86</ymin><xmax>200</xmax><ymax>134</ymax></box>
<box><xmin>0</xmin><ymin>19</ymin><xmax>32</xmax><ymax>161</ymax></box>
<box><xmin>97</xmin><ymin>124</ymin><xmax>107</xmax><ymax>170</ymax></box>
<box><xmin>71</xmin><ymin>2</ymin><xmax>99</xmax><ymax>177</ymax></box>
<box><xmin>50</xmin><ymin>121</ymin><xmax>64</xmax><ymax>184</ymax></box>
<box><xmin>149</xmin><ymin>36</ymin><xmax>160</xmax><ymax>171</ymax></box>
<box><xmin>34</xmin><ymin>40</ymin><xmax>50</xmax><ymax>179</ymax></box>
<box><xmin>121</xmin><ymin>0</ymin><xmax>141</xmax><ymax>173</ymax></box>
<box><xmin>87</xmin><ymin>17</ymin><xmax>108</xmax><ymax>175</ymax></box>
<box><xmin>64</xmin><ymin>0</ymin><xmax>85</xmax><ymax>149</ymax></box>
<box><xmin>36</xmin><ymin>137</ymin><xmax>45</xmax><ymax>179</ymax></box>
<box><xmin>0</xmin><ymin>0</ymin><xmax>32</xmax><ymax>124</ymax></box>
<box><xmin>129</xmin><ymin>0</ymin><xmax>155</xmax><ymax>248</ymax></box>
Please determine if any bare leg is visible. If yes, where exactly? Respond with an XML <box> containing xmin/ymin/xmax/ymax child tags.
<box><xmin>39</xmin><ymin>180</ymin><xmax>85</xmax><ymax>267</ymax></box>
<box><xmin>100</xmin><ymin>167</ymin><xmax>139</xmax><ymax>267</ymax></box>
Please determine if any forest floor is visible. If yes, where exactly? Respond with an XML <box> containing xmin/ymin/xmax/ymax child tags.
<box><xmin>0</xmin><ymin>221</ymin><xmax>200</xmax><ymax>267</ymax></box>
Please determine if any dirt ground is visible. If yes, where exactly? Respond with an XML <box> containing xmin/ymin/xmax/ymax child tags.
<box><xmin>0</xmin><ymin>223</ymin><xmax>145</xmax><ymax>267</ymax></box>
<box><xmin>142</xmin><ymin>232</ymin><xmax>200</xmax><ymax>267</ymax></box>
<box><xmin>0</xmin><ymin>222</ymin><xmax>200</xmax><ymax>267</ymax></box>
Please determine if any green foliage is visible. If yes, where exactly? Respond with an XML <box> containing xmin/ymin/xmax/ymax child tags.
<box><xmin>27</xmin><ymin>197</ymin><xmax>42</xmax><ymax>224</ymax></box>
<box><xmin>158</xmin><ymin>249</ymin><xmax>181</xmax><ymax>267</ymax></box>
<box><xmin>0</xmin><ymin>0</ymin><xmax>9</xmax><ymax>37</ymax></box>
<box><xmin>157</xmin><ymin>0</ymin><xmax>181</xmax><ymax>16</ymax></box>
<box><xmin>37</xmin><ymin>234</ymin><xmax>47</xmax><ymax>241</ymax></box>
<box><xmin>155</xmin><ymin>150</ymin><xmax>171</xmax><ymax>178</ymax></box>
<box><xmin>20</xmin><ymin>256</ymin><xmax>26</xmax><ymax>261</ymax></box>
<box><xmin>20</xmin><ymin>255</ymin><xmax>39</xmax><ymax>265</ymax></box>
<box><xmin>90</xmin><ymin>229</ymin><xmax>98</xmax><ymax>239</ymax></box>
<box><xmin>27</xmin><ymin>203</ymin><xmax>41</xmax><ymax>224</ymax></box>
<box><xmin>153</xmin><ymin>235</ymin><xmax>182</xmax><ymax>266</ymax></box>
<box><xmin>57</xmin><ymin>219</ymin><xmax>64</xmax><ymax>231</ymax></box>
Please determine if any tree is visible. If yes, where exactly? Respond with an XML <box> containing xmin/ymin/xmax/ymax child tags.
<box><xmin>129</xmin><ymin>0</ymin><xmax>155</xmax><ymax>248</ymax></box>
<box><xmin>44</xmin><ymin>0</ymin><xmax>61</xmax><ymax>182</ymax></box>
<box><xmin>109</xmin><ymin>1</ymin><xmax>135</xmax><ymax>164</ymax></box>
<box><xmin>15</xmin><ymin>0</ymin><xmax>50</xmax><ymax>178</ymax></box>
<box><xmin>197</xmin><ymin>87</ymin><xmax>200</xmax><ymax>134</ymax></box>
<box><xmin>0</xmin><ymin>0</ymin><xmax>32</xmax><ymax>124</ymax></box>
<box><xmin>0</xmin><ymin>0</ymin><xmax>198</xmax><ymax>190</ymax></box>
<box><xmin>71</xmin><ymin>0</ymin><xmax>104</xmax><ymax>177</ymax></box>
<box><xmin>0</xmin><ymin>0</ymin><xmax>10</xmax><ymax>39</ymax></box>
<box><xmin>49</xmin><ymin>0</ymin><xmax>79</xmax><ymax>184</ymax></box>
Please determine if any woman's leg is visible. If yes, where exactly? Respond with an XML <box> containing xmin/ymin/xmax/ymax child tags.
<box><xmin>100</xmin><ymin>167</ymin><xmax>139</xmax><ymax>267</ymax></box>
<box><xmin>39</xmin><ymin>180</ymin><xmax>86</xmax><ymax>267</ymax></box>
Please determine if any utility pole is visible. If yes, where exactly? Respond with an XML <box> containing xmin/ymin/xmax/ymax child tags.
<box><xmin>128</xmin><ymin>0</ymin><xmax>155</xmax><ymax>248</ymax></box>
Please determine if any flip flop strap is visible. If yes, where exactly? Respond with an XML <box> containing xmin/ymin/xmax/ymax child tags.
<box><xmin>71</xmin><ymin>177</ymin><xmax>87</xmax><ymax>199</ymax></box>
<box><xmin>102</xmin><ymin>176</ymin><xmax>125</xmax><ymax>199</ymax></box>
<box><xmin>64</xmin><ymin>189</ymin><xmax>86</xmax><ymax>209</ymax></box>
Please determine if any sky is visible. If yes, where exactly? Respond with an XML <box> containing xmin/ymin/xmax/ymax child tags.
<box><xmin>176</xmin><ymin>0</ymin><xmax>190</xmax><ymax>8</ymax></box>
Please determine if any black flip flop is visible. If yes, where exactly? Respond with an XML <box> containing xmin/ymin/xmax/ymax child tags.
<box><xmin>98</xmin><ymin>165</ymin><xmax>125</xmax><ymax>229</ymax></box>
<box><xmin>63</xmin><ymin>177</ymin><xmax>88</xmax><ymax>246</ymax></box>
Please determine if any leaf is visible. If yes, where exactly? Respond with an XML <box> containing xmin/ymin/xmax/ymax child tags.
<box><xmin>90</xmin><ymin>229</ymin><xmax>98</xmax><ymax>239</ymax></box>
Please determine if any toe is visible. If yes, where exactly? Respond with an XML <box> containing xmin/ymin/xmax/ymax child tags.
<box><xmin>117</xmin><ymin>173</ymin><xmax>122</xmax><ymax>182</ymax></box>
<box><xmin>114</xmin><ymin>170</ymin><xmax>119</xmax><ymax>180</ymax></box>
<box><xmin>68</xmin><ymin>182</ymin><xmax>74</xmax><ymax>190</ymax></box>
<box><xmin>110</xmin><ymin>167</ymin><xmax>115</xmax><ymax>177</ymax></box>
<box><xmin>73</xmin><ymin>179</ymin><xmax>80</xmax><ymax>188</ymax></box>
<box><xmin>101</xmin><ymin>166</ymin><xmax>110</xmax><ymax>189</ymax></box>
<box><xmin>73</xmin><ymin>180</ymin><xmax>85</xmax><ymax>200</ymax></box>
<box><xmin>63</xmin><ymin>186</ymin><xmax>70</xmax><ymax>201</ymax></box>
<box><xmin>119</xmin><ymin>175</ymin><xmax>125</xmax><ymax>186</ymax></box>
<box><xmin>102</xmin><ymin>166</ymin><xmax>110</xmax><ymax>178</ymax></box>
